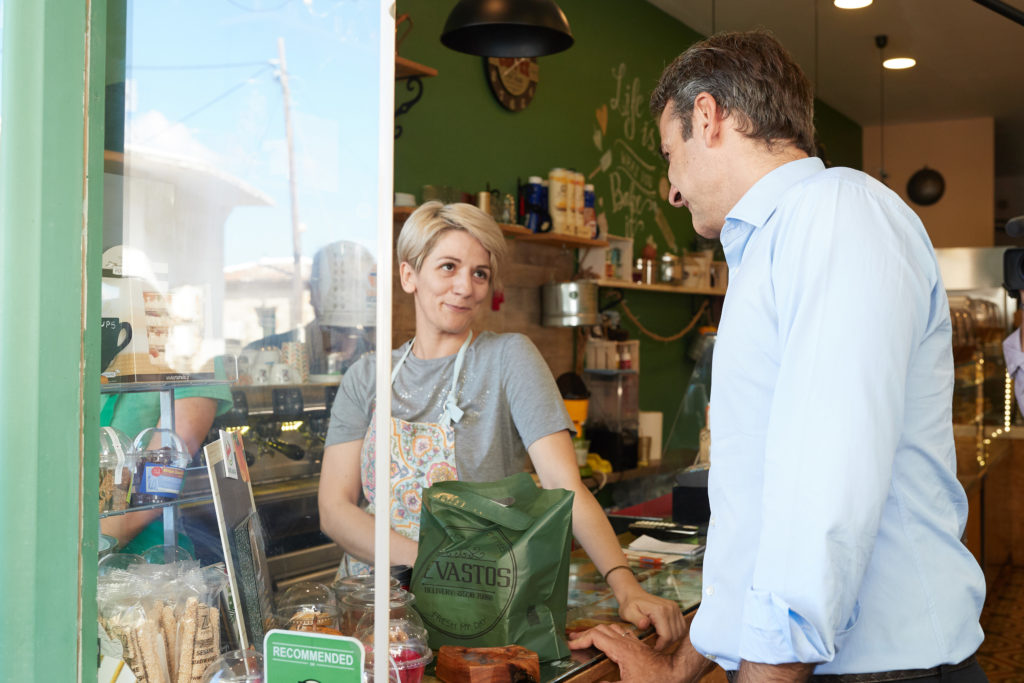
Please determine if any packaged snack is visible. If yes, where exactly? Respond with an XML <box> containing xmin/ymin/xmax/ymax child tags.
<box><xmin>99</xmin><ymin>426</ymin><xmax>134</xmax><ymax>513</ymax></box>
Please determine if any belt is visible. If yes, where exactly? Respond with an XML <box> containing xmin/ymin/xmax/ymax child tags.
<box><xmin>724</xmin><ymin>655</ymin><xmax>978</xmax><ymax>682</ymax></box>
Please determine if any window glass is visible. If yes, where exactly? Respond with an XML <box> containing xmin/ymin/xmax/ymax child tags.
<box><xmin>99</xmin><ymin>0</ymin><xmax>385</xmax><ymax>604</ymax></box>
<box><xmin>104</xmin><ymin>0</ymin><xmax>381</xmax><ymax>386</ymax></box>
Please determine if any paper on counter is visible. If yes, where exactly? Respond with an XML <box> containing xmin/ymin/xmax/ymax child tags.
<box><xmin>629</xmin><ymin>534</ymin><xmax>705</xmax><ymax>556</ymax></box>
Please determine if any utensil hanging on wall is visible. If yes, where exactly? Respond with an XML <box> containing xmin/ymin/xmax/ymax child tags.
<box><xmin>907</xmin><ymin>166</ymin><xmax>945</xmax><ymax>206</ymax></box>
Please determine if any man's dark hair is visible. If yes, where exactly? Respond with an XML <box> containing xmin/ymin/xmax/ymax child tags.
<box><xmin>650</xmin><ymin>30</ymin><xmax>815</xmax><ymax>156</ymax></box>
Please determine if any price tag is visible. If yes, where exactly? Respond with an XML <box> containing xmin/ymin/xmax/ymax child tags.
<box><xmin>264</xmin><ymin>629</ymin><xmax>363</xmax><ymax>683</ymax></box>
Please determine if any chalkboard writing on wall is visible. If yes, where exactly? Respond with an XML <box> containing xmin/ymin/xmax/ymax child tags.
<box><xmin>393</xmin><ymin>0</ymin><xmax>859</xmax><ymax>262</ymax></box>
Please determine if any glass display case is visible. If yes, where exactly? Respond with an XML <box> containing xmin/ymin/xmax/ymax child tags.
<box><xmin>936</xmin><ymin>247</ymin><xmax>1017</xmax><ymax>468</ymax></box>
<box><xmin>94</xmin><ymin>0</ymin><xmax>393</xmax><ymax>665</ymax></box>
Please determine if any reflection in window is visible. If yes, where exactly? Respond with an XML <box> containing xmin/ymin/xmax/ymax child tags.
<box><xmin>104</xmin><ymin>0</ymin><xmax>381</xmax><ymax>385</ymax></box>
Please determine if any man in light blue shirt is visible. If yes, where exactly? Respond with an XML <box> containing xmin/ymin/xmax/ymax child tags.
<box><xmin>570</xmin><ymin>30</ymin><xmax>987</xmax><ymax>682</ymax></box>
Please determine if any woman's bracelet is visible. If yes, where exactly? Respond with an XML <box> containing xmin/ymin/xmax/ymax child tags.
<box><xmin>602</xmin><ymin>564</ymin><xmax>634</xmax><ymax>582</ymax></box>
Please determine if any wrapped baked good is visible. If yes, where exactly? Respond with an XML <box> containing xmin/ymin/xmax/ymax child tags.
<box><xmin>99</xmin><ymin>426</ymin><xmax>134</xmax><ymax>513</ymax></box>
<box><xmin>97</xmin><ymin>560</ymin><xmax>227</xmax><ymax>683</ymax></box>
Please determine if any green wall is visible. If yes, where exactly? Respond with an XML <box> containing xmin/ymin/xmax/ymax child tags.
<box><xmin>394</xmin><ymin>0</ymin><xmax>861</xmax><ymax>456</ymax></box>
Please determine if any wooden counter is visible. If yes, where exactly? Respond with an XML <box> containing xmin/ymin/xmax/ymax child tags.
<box><xmin>422</xmin><ymin>535</ymin><xmax>710</xmax><ymax>683</ymax></box>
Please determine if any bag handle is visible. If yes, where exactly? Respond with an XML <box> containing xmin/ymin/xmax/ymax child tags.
<box><xmin>426</xmin><ymin>479</ymin><xmax>537</xmax><ymax>531</ymax></box>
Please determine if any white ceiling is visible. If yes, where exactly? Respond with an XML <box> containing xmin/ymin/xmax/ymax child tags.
<box><xmin>645</xmin><ymin>0</ymin><xmax>1024</xmax><ymax>176</ymax></box>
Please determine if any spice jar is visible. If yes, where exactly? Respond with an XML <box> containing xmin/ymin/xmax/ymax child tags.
<box><xmin>659</xmin><ymin>252</ymin><xmax>680</xmax><ymax>284</ymax></box>
<box><xmin>99</xmin><ymin>426</ymin><xmax>134</xmax><ymax>513</ymax></box>
<box><xmin>130</xmin><ymin>428</ymin><xmax>189</xmax><ymax>507</ymax></box>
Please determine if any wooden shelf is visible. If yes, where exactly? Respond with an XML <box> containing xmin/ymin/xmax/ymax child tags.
<box><xmin>498</xmin><ymin>222</ymin><xmax>533</xmax><ymax>237</ymax></box>
<box><xmin>395</xmin><ymin>56</ymin><xmax>438</xmax><ymax>79</ymax></box>
<box><xmin>392</xmin><ymin>207</ymin><xmax>606</xmax><ymax>248</ymax></box>
<box><xmin>594</xmin><ymin>277</ymin><xmax>727</xmax><ymax>297</ymax></box>
<box><xmin>517</xmin><ymin>232</ymin><xmax>609</xmax><ymax>248</ymax></box>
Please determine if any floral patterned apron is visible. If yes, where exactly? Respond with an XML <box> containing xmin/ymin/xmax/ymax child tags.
<box><xmin>337</xmin><ymin>332</ymin><xmax>471</xmax><ymax>578</ymax></box>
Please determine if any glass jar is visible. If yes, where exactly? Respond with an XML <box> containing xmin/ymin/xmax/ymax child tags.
<box><xmin>99</xmin><ymin>426</ymin><xmax>134</xmax><ymax>513</ymax></box>
<box><xmin>130</xmin><ymin>427</ymin><xmax>189</xmax><ymax>506</ymax></box>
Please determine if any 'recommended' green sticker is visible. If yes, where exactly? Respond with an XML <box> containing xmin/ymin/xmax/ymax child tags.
<box><xmin>263</xmin><ymin>629</ymin><xmax>364</xmax><ymax>683</ymax></box>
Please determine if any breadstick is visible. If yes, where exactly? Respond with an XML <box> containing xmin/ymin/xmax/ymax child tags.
<box><xmin>176</xmin><ymin>597</ymin><xmax>198</xmax><ymax>683</ymax></box>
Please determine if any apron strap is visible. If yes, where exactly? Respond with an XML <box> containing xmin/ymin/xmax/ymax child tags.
<box><xmin>391</xmin><ymin>332</ymin><xmax>473</xmax><ymax>427</ymax></box>
<box><xmin>441</xmin><ymin>331</ymin><xmax>472</xmax><ymax>427</ymax></box>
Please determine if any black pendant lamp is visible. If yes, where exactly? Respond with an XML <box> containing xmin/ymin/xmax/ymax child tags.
<box><xmin>441</xmin><ymin>0</ymin><xmax>574</xmax><ymax>58</ymax></box>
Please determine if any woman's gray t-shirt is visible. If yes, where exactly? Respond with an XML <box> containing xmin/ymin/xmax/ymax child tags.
<box><xmin>325</xmin><ymin>331</ymin><xmax>574</xmax><ymax>482</ymax></box>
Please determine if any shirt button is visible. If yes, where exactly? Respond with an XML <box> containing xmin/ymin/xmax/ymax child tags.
<box><xmin>709</xmin><ymin>516</ymin><xmax>717</xmax><ymax>527</ymax></box>
<box><xmin>705</xmin><ymin>585</ymin><xmax>715</xmax><ymax>596</ymax></box>
<box><xmin>707</xmin><ymin>655</ymin><xmax>717</xmax><ymax>662</ymax></box>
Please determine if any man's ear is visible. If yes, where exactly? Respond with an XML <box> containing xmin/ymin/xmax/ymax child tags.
<box><xmin>399</xmin><ymin>261</ymin><xmax>417</xmax><ymax>294</ymax></box>
<box><xmin>692</xmin><ymin>92</ymin><xmax>723</xmax><ymax>146</ymax></box>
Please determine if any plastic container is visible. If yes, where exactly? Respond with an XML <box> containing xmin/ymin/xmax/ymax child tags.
<box><xmin>332</xmin><ymin>573</ymin><xmax>400</xmax><ymax>606</ymax></box>
<box><xmin>130</xmin><ymin>427</ymin><xmax>190</xmax><ymax>506</ymax></box>
<box><xmin>202</xmin><ymin>650</ymin><xmax>264</xmax><ymax>682</ymax></box>
<box><xmin>343</xmin><ymin>586</ymin><xmax>423</xmax><ymax>637</ymax></box>
<box><xmin>99</xmin><ymin>426</ymin><xmax>134</xmax><ymax>513</ymax></box>
<box><xmin>98</xmin><ymin>533</ymin><xmax>118</xmax><ymax>560</ymax></box>
<box><xmin>276</xmin><ymin>581</ymin><xmax>341</xmax><ymax>632</ymax></box>
<box><xmin>354</xmin><ymin>589</ymin><xmax>431</xmax><ymax>683</ymax></box>
<box><xmin>142</xmin><ymin>544</ymin><xmax>194</xmax><ymax>565</ymax></box>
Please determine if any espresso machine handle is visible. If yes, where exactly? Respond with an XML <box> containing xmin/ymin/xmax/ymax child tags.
<box><xmin>265</xmin><ymin>437</ymin><xmax>306</xmax><ymax>461</ymax></box>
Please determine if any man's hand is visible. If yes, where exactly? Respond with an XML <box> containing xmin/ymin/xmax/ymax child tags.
<box><xmin>607</xmin><ymin>573</ymin><xmax>687</xmax><ymax>648</ymax></box>
<box><xmin>569</xmin><ymin>624</ymin><xmax>682</xmax><ymax>683</ymax></box>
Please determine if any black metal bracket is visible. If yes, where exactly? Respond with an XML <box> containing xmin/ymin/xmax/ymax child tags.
<box><xmin>394</xmin><ymin>76</ymin><xmax>425</xmax><ymax>140</ymax></box>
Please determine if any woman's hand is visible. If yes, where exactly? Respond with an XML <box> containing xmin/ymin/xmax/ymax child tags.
<box><xmin>568</xmin><ymin>624</ymin><xmax>681</xmax><ymax>683</ymax></box>
<box><xmin>609</xmin><ymin>576</ymin><xmax>688</xmax><ymax>649</ymax></box>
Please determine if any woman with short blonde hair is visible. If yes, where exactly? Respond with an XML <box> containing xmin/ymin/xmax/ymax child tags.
<box><xmin>320</xmin><ymin>202</ymin><xmax>686</xmax><ymax>646</ymax></box>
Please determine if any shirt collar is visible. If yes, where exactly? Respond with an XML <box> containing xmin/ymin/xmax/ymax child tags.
<box><xmin>719</xmin><ymin>156</ymin><xmax>825</xmax><ymax>267</ymax></box>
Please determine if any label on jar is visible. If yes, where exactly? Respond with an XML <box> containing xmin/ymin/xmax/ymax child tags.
<box><xmin>139</xmin><ymin>462</ymin><xmax>185</xmax><ymax>497</ymax></box>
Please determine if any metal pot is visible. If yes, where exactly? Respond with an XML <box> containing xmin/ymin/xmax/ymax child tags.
<box><xmin>541</xmin><ymin>281</ymin><xmax>598</xmax><ymax>327</ymax></box>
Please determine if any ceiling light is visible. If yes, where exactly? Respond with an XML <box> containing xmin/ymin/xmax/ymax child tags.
<box><xmin>834</xmin><ymin>0</ymin><xmax>872</xmax><ymax>8</ymax></box>
<box><xmin>883</xmin><ymin>57</ymin><xmax>917</xmax><ymax>69</ymax></box>
<box><xmin>441</xmin><ymin>0</ymin><xmax>574</xmax><ymax>58</ymax></box>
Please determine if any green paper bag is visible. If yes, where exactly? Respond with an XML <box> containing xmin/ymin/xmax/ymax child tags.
<box><xmin>410</xmin><ymin>472</ymin><xmax>574</xmax><ymax>661</ymax></box>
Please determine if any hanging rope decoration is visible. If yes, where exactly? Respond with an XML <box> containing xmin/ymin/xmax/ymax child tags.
<box><xmin>619</xmin><ymin>298</ymin><xmax>709</xmax><ymax>342</ymax></box>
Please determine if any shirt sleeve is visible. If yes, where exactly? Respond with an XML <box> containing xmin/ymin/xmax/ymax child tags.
<box><xmin>174</xmin><ymin>383</ymin><xmax>233</xmax><ymax>416</ymax></box>
<box><xmin>738</xmin><ymin>182</ymin><xmax>937</xmax><ymax>664</ymax></box>
<box><xmin>325</xmin><ymin>354</ymin><xmax>375</xmax><ymax>446</ymax></box>
<box><xmin>500</xmin><ymin>334</ymin><xmax>575</xmax><ymax>449</ymax></box>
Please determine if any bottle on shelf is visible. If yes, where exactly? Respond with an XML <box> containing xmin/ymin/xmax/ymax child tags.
<box><xmin>548</xmin><ymin>167</ymin><xmax>571</xmax><ymax>235</ymax></box>
<box><xmin>583</xmin><ymin>183</ymin><xmax>597</xmax><ymax>239</ymax></box>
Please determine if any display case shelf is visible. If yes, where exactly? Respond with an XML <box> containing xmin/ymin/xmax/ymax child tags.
<box><xmin>593</xmin><ymin>276</ymin><xmax>727</xmax><ymax>297</ymax></box>
<box><xmin>100</xmin><ymin>378</ymin><xmax>235</xmax><ymax>394</ymax></box>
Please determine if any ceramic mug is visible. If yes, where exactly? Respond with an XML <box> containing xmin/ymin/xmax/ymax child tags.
<box><xmin>251</xmin><ymin>364</ymin><xmax>270</xmax><ymax>385</ymax></box>
<box><xmin>101</xmin><ymin>317</ymin><xmax>132</xmax><ymax>371</ymax></box>
<box><xmin>271</xmin><ymin>362</ymin><xmax>295</xmax><ymax>385</ymax></box>
<box><xmin>256</xmin><ymin>348</ymin><xmax>281</xmax><ymax>367</ymax></box>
